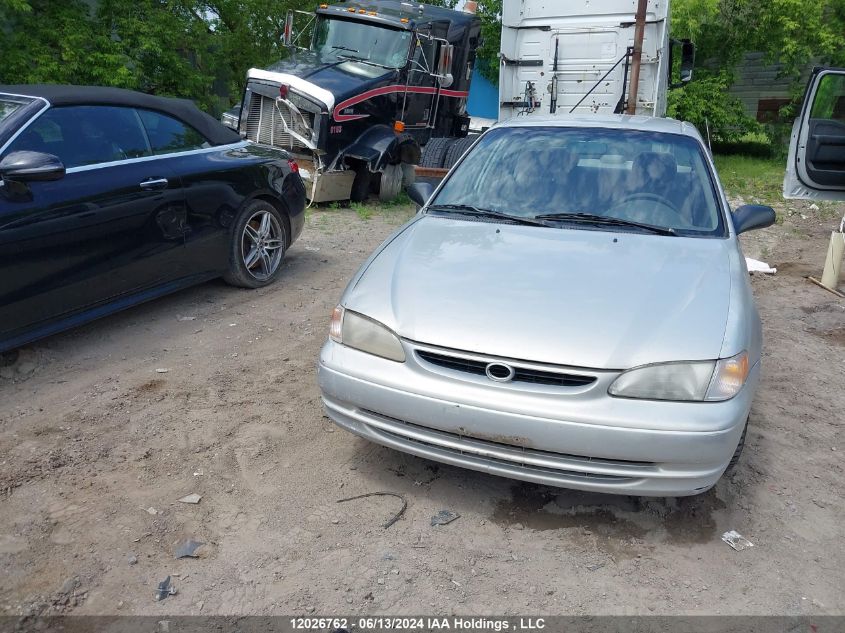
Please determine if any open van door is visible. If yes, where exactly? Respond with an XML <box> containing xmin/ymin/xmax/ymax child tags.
<box><xmin>784</xmin><ymin>67</ymin><xmax>845</xmax><ymax>201</ymax></box>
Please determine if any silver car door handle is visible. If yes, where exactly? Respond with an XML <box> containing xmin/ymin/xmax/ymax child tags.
<box><xmin>140</xmin><ymin>178</ymin><xmax>169</xmax><ymax>190</ymax></box>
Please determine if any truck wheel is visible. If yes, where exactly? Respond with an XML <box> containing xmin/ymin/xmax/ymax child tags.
<box><xmin>379</xmin><ymin>163</ymin><xmax>403</xmax><ymax>201</ymax></box>
<box><xmin>401</xmin><ymin>163</ymin><xmax>416</xmax><ymax>187</ymax></box>
<box><xmin>443</xmin><ymin>136</ymin><xmax>477</xmax><ymax>169</ymax></box>
<box><xmin>420</xmin><ymin>137</ymin><xmax>450</xmax><ymax>168</ymax></box>
<box><xmin>223</xmin><ymin>199</ymin><xmax>288</xmax><ymax>289</ymax></box>
<box><xmin>350</xmin><ymin>165</ymin><xmax>371</xmax><ymax>203</ymax></box>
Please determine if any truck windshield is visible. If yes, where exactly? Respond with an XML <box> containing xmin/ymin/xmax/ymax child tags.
<box><xmin>313</xmin><ymin>17</ymin><xmax>411</xmax><ymax>69</ymax></box>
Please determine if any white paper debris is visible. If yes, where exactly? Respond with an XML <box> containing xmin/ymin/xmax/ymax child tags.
<box><xmin>146</xmin><ymin>507</ymin><xmax>158</xmax><ymax>515</ymax></box>
<box><xmin>746</xmin><ymin>257</ymin><xmax>777</xmax><ymax>274</ymax></box>
<box><xmin>155</xmin><ymin>368</ymin><xmax>169</xmax><ymax>374</ymax></box>
<box><xmin>722</xmin><ymin>530</ymin><xmax>754</xmax><ymax>551</ymax></box>
<box><xmin>178</xmin><ymin>493</ymin><xmax>202</xmax><ymax>504</ymax></box>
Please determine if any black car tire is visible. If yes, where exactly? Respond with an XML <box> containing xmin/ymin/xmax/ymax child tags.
<box><xmin>223</xmin><ymin>199</ymin><xmax>288</xmax><ymax>289</ymax></box>
<box><xmin>725</xmin><ymin>418</ymin><xmax>748</xmax><ymax>473</ymax></box>
<box><xmin>350</xmin><ymin>165</ymin><xmax>371</xmax><ymax>203</ymax></box>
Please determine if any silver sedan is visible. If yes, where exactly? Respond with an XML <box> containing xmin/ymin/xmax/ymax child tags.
<box><xmin>318</xmin><ymin>115</ymin><xmax>776</xmax><ymax>496</ymax></box>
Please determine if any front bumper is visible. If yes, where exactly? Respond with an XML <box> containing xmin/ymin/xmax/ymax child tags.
<box><xmin>318</xmin><ymin>339</ymin><xmax>759</xmax><ymax>497</ymax></box>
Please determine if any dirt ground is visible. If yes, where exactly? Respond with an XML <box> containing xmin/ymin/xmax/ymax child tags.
<box><xmin>0</xmin><ymin>196</ymin><xmax>843</xmax><ymax>618</ymax></box>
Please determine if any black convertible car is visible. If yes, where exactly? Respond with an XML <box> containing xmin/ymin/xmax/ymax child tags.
<box><xmin>0</xmin><ymin>85</ymin><xmax>306</xmax><ymax>353</ymax></box>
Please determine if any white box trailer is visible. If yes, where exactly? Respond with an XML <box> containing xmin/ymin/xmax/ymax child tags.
<box><xmin>499</xmin><ymin>0</ymin><xmax>682</xmax><ymax>121</ymax></box>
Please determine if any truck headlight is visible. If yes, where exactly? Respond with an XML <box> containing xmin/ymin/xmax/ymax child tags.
<box><xmin>608</xmin><ymin>352</ymin><xmax>749</xmax><ymax>402</ymax></box>
<box><xmin>329</xmin><ymin>306</ymin><xmax>405</xmax><ymax>362</ymax></box>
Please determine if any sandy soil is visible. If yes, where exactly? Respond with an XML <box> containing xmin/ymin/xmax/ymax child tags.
<box><xmin>0</xmin><ymin>198</ymin><xmax>842</xmax><ymax>617</ymax></box>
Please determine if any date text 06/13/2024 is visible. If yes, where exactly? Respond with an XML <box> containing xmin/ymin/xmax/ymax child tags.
<box><xmin>289</xmin><ymin>617</ymin><xmax>547</xmax><ymax>631</ymax></box>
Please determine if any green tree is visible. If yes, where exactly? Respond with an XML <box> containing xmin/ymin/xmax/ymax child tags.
<box><xmin>0</xmin><ymin>0</ymin><xmax>297</xmax><ymax>114</ymax></box>
<box><xmin>0</xmin><ymin>0</ymin><xmax>131</xmax><ymax>88</ymax></box>
<box><xmin>473</xmin><ymin>0</ymin><xmax>502</xmax><ymax>83</ymax></box>
<box><xmin>433</xmin><ymin>0</ymin><xmax>501</xmax><ymax>83</ymax></box>
<box><xmin>672</xmin><ymin>0</ymin><xmax>845</xmax><ymax>75</ymax></box>
<box><xmin>667</xmin><ymin>72</ymin><xmax>761</xmax><ymax>143</ymax></box>
<box><xmin>668</xmin><ymin>0</ymin><xmax>845</xmax><ymax>146</ymax></box>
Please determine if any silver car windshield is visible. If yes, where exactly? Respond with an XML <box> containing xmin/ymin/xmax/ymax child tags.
<box><xmin>432</xmin><ymin>127</ymin><xmax>726</xmax><ymax>237</ymax></box>
<box><xmin>313</xmin><ymin>17</ymin><xmax>412</xmax><ymax>69</ymax></box>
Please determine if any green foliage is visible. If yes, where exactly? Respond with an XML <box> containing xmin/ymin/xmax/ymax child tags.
<box><xmin>473</xmin><ymin>0</ymin><xmax>502</xmax><ymax>84</ymax></box>
<box><xmin>669</xmin><ymin>0</ymin><xmax>845</xmax><ymax>152</ymax></box>
<box><xmin>0</xmin><ymin>0</ymin><xmax>296</xmax><ymax>114</ymax></box>
<box><xmin>672</xmin><ymin>0</ymin><xmax>845</xmax><ymax>75</ymax></box>
<box><xmin>3</xmin><ymin>0</ymin><xmax>844</xmax><ymax>123</ymax></box>
<box><xmin>0</xmin><ymin>1</ymin><xmax>130</xmax><ymax>88</ymax></box>
<box><xmin>432</xmin><ymin>0</ymin><xmax>500</xmax><ymax>84</ymax></box>
<box><xmin>667</xmin><ymin>72</ymin><xmax>762</xmax><ymax>143</ymax></box>
<box><xmin>750</xmin><ymin>0</ymin><xmax>845</xmax><ymax>78</ymax></box>
<box><xmin>0</xmin><ymin>0</ymin><xmax>31</xmax><ymax>12</ymax></box>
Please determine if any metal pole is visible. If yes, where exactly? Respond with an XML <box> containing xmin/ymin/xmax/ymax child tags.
<box><xmin>626</xmin><ymin>0</ymin><xmax>648</xmax><ymax>115</ymax></box>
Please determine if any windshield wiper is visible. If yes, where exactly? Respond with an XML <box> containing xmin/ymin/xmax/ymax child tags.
<box><xmin>534</xmin><ymin>212</ymin><xmax>676</xmax><ymax>236</ymax></box>
<box><xmin>336</xmin><ymin>54</ymin><xmax>394</xmax><ymax>69</ymax></box>
<box><xmin>427</xmin><ymin>204</ymin><xmax>549</xmax><ymax>227</ymax></box>
<box><xmin>331</xmin><ymin>45</ymin><xmax>359</xmax><ymax>53</ymax></box>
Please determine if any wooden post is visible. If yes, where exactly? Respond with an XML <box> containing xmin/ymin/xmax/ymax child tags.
<box><xmin>820</xmin><ymin>230</ymin><xmax>845</xmax><ymax>291</ymax></box>
<box><xmin>626</xmin><ymin>0</ymin><xmax>649</xmax><ymax>115</ymax></box>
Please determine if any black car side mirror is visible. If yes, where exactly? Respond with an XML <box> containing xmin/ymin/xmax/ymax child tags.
<box><xmin>732</xmin><ymin>204</ymin><xmax>776</xmax><ymax>234</ymax></box>
<box><xmin>408</xmin><ymin>182</ymin><xmax>434</xmax><ymax>207</ymax></box>
<box><xmin>0</xmin><ymin>151</ymin><xmax>65</xmax><ymax>183</ymax></box>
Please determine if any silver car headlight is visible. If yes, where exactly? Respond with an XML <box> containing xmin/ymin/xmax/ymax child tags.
<box><xmin>608</xmin><ymin>351</ymin><xmax>749</xmax><ymax>402</ymax></box>
<box><xmin>329</xmin><ymin>306</ymin><xmax>406</xmax><ymax>362</ymax></box>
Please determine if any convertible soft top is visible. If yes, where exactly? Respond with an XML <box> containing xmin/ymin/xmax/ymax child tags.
<box><xmin>0</xmin><ymin>84</ymin><xmax>241</xmax><ymax>146</ymax></box>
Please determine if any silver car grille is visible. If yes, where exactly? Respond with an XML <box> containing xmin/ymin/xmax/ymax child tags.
<box><xmin>245</xmin><ymin>93</ymin><xmax>314</xmax><ymax>150</ymax></box>
<box><xmin>415</xmin><ymin>348</ymin><xmax>597</xmax><ymax>388</ymax></box>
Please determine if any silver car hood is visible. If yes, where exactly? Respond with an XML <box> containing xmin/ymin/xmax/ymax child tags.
<box><xmin>345</xmin><ymin>216</ymin><xmax>733</xmax><ymax>369</ymax></box>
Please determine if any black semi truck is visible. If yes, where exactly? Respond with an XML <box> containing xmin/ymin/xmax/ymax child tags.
<box><xmin>227</xmin><ymin>1</ymin><xmax>481</xmax><ymax>202</ymax></box>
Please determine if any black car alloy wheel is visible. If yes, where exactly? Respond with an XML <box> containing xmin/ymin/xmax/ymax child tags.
<box><xmin>224</xmin><ymin>200</ymin><xmax>288</xmax><ymax>288</ymax></box>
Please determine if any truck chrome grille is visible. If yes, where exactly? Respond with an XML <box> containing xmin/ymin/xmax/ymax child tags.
<box><xmin>245</xmin><ymin>93</ymin><xmax>313</xmax><ymax>150</ymax></box>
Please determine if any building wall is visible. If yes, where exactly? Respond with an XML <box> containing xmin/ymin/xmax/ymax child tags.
<box><xmin>729</xmin><ymin>52</ymin><xmax>813</xmax><ymax>122</ymax></box>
